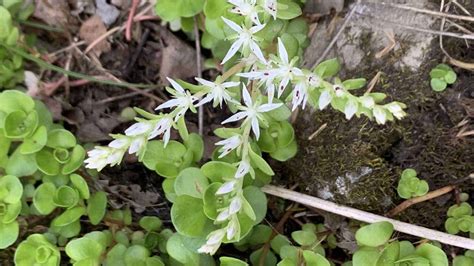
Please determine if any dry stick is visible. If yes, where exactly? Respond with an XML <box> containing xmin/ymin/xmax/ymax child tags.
<box><xmin>125</xmin><ymin>0</ymin><xmax>141</xmax><ymax>41</ymax></box>
<box><xmin>311</xmin><ymin>2</ymin><xmax>360</xmax><ymax>69</ymax></box>
<box><xmin>194</xmin><ymin>16</ymin><xmax>204</xmax><ymax>136</ymax></box>
<box><xmin>386</xmin><ymin>185</ymin><xmax>455</xmax><ymax>217</ymax></box>
<box><xmin>383</xmin><ymin>2</ymin><xmax>474</xmax><ymax>22</ymax></box>
<box><xmin>262</xmin><ymin>185</ymin><xmax>474</xmax><ymax>250</ymax></box>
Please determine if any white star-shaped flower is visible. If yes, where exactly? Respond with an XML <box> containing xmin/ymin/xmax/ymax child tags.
<box><xmin>291</xmin><ymin>78</ymin><xmax>310</xmax><ymax>111</ymax></box>
<box><xmin>273</xmin><ymin>38</ymin><xmax>303</xmax><ymax>97</ymax></box>
<box><xmin>215</xmin><ymin>135</ymin><xmax>242</xmax><ymax>158</ymax></box>
<box><xmin>148</xmin><ymin>116</ymin><xmax>173</xmax><ymax>146</ymax></box>
<box><xmin>238</xmin><ymin>69</ymin><xmax>279</xmax><ymax>102</ymax></box>
<box><xmin>221</xmin><ymin>17</ymin><xmax>267</xmax><ymax>64</ymax></box>
<box><xmin>263</xmin><ymin>0</ymin><xmax>277</xmax><ymax>19</ymax></box>
<box><xmin>222</xmin><ymin>86</ymin><xmax>282</xmax><ymax>139</ymax></box>
<box><xmin>228</xmin><ymin>0</ymin><xmax>261</xmax><ymax>25</ymax></box>
<box><xmin>155</xmin><ymin>78</ymin><xmax>198</xmax><ymax>121</ymax></box>
<box><xmin>195</xmin><ymin>77</ymin><xmax>239</xmax><ymax>107</ymax></box>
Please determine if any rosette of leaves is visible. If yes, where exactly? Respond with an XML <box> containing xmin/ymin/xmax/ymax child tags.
<box><xmin>142</xmin><ymin>131</ymin><xmax>203</xmax><ymax>179</ymax></box>
<box><xmin>397</xmin><ymin>169</ymin><xmax>429</xmax><ymax>199</ymax></box>
<box><xmin>169</xmin><ymin>165</ymin><xmax>267</xmax><ymax>246</ymax></box>
<box><xmin>453</xmin><ymin>250</ymin><xmax>474</xmax><ymax>266</ymax></box>
<box><xmin>14</xmin><ymin>234</ymin><xmax>60</xmax><ymax>266</ymax></box>
<box><xmin>352</xmin><ymin>221</ymin><xmax>449</xmax><ymax>266</ymax></box>
<box><xmin>0</xmin><ymin>174</ymin><xmax>23</xmax><ymax>249</ymax></box>
<box><xmin>429</xmin><ymin>64</ymin><xmax>457</xmax><ymax>92</ymax></box>
<box><xmin>35</xmin><ymin>129</ymin><xmax>86</xmax><ymax>176</ymax></box>
<box><xmin>445</xmin><ymin>202</ymin><xmax>474</xmax><ymax>235</ymax></box>
<box><xmin>0</xmin><ymin>6</ymin><xmax>25</xmax><ymax>88</ymax></box>
<box><xmin>32</xmin><ymin>174</ymin><xmax>107</xmax><ymax>240</ymax></box>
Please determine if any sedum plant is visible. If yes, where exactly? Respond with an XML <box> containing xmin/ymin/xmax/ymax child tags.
<box><xmin>445</xmin><ymin>201</ymin><xmax>474</xmax><ymax>235</ymax></box>
<box><xmin>429</xmin><ymin>64</ymin><xmax>457</xmax><ymax>92</ymax></box>
<box><xmin>85</xmin><ymin>0</ymin><xmax>407</xmax><ymax>256</ymax></box>
<box><xmin>14</xmin><ymin>234</ymin><xmax>61</xmax><ymax>266</ymax></box>
<box><xmin>352</xmin><ymin>221</ymin><xmax>449</xmax><ymax>266</ymax></box>
<box><xmin>396</xmin><ymin>168</ymin><xmax>429</xmax><ymax>199</ymax></box>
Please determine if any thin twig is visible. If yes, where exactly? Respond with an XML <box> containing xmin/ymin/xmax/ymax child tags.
<box><xmin>126</xmin><ymin>0</ymin><xmax>141</xmax><ymax>41</ymax></box>
<box><xmin>194</xmin><ymin>16</ymin><xmax>204</xmax><ymax>136</ymax></box>
<box><xmin>262</xmin><ymin>185</ymin><xmax>474</xmax><ymax>250</ymax></box>
<box><xmin>311</xmin><ymin>2</ymin><xmax>360</xmax><ymax>69</ymax></box>
<box><xmin>383</xmin><ymin>2</ymin><xmax>474</xmax><ymax>22</ymax></box>
<box><xmin>387</xmin><ymin>185</ymin><xmax>455</xmax><ymax>217</ymax></box>
<box><xmin>94</xmin><ymin>89</ymin><xmax>155</xmax><ymax>105</ymax></box>
<box><xmin>308</xmin><ymin>123</ymin><xmax>327</xmax><ymax>140</ymax></box>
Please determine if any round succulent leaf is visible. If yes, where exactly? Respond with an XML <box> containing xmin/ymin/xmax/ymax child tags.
<box><xmin>51</xmin><ymin>206</ymin><xmax>85</xmax><ymax>227</ymax></box>
<box><xmin>162</xmin><ymin>178</ymin><xmax>177</xmax><ymax>202</ymax></box>
<box><xmin>36</xmin><ymin>148</ymin><xmax>61</xmax><ymax>176</ymax></box>
<box><xmin>314</xmin><ymin>58</ymin><xmax>340</xmax><ymax>79</ymax></box>
<box><xmin>257</xmin><ymin>128</ymin><xmax>278</xmax><ymax>153</ymax></box>
<box><xmin>46</xmin><ymin>129</ymin><xmax>76</xmax><ymax>148</ymax></box>
<box><xmin>249</xmin><ymin>148</ymin><xmax>274</xmax><ymax>176</ymax></box>
<box><xmin>397</xmin><ymin>182</ymin><xmax>413</xmax><ymax>199</ymax></box>
<box><xmin>87</xmin><ymin>191</ymin><xmax>107</xmax><ymax>225</ymax></box>
<box><xmin>53</xmin><ymin>185</ymin><xmax>79</xmax><ymax>208</ymax></box>
<box><xmin>0</xmin><ymin>220</ymin><xmax>19</xmax><ymax>249</ymax></box>
<box><xmin>270</xmin><ymin>234</ymin><xmax>291</xmax><ymax>254</ymax></box>
<box><xmin>2</xmin><ymin>201</ymin><xmax>21</xmax><ymax>223</ymax></box>
<box><xmin>53</xmin><ymin>148</ymin><xmax>70</xmax><ymax>163</ymax></box>
<box><xmin>65</xmin><ymin>236</ymin><xmax>105</xmax><ymax>262</ymax></box>
<box><xmin>398</xmin><ymin>240</ymin><xmax>416</xmax><ymax>258</ymax></box>
<box><xmin>201</xmin><ymin>161</ymin><xmax>236</xmax><ymax>182</ymax></box>
<box><xmin>291</xmin><ymin>230</ymin><xmax>317</xmax><ymax>246</ymax></box>
<box><xmin>280</xmin><ymin>33</ymin><xmax>299</xmax><ymax>60</ymax></box>
<box><xmin>430</xmin><ymin>78</ymin><xmax>447</xmax><ymax>92</ymax></box>
<box><xmin>0</xmin><ymin>90</ymin><xmax>35</xmax><ymax>114</ymax></box>
<box><xmin>445</xmin><ymin>217</ymin><xmax>459</xmax><ymax>234</ymax></box>
<box><xmin>124</xmin><ymin>245</ymin><xmax>150</xmax><ymax>265</ymax></box>
<box><xmin>414</xmin><ymin>180</ymin><xmax>429</xmax><ymax>197</ymax></box>
<box><xmin>5</xmin><ymin>148</ymin><xmax>37</xmax><ymax>177</ymax></box>
<box><xmin>139</xmin><ymin>216</ymin><xmax>163</xmax><ymax>232</ymax></box>
<box><xmin>444</xmin><ymin>71</ymin><xmax>457</xmax><ymax>84</ymax></box>
<box><xmin>34</xmin><ymin>100</ymin><xmax>53</xmax><ymax>129</ymax></box>
<box><xmin>303</xmin><ymin>250</ymin><xmax>330</xmax><ymax>266</ymax></box>
<box><xmin>166</xmin><ymin>234</ymin><xmax>200</xmax><ymax>264</ymax></box>
<box><xmin>270</xmin><ymin>139</ymin><xmax>297</xmax><ymax>162</ymax></box>
<box><xmin>401</xmin><ymin>169</ymin><xmax>417</xmax><ymax>179</ymax></box>
<box><xmin>429</xmin><ymin>68</ymin><xmax>446</xmax><ymax>78</ymax></box>
<box><xmin>448</xmin><ymin>202</ymin><xmax>472</xmax><ymax>217</ymax></box>
<box><xmin>414</xmin><ymin>243</ymin><xmax>448</xmax><ymax>266</ymax></box>
<box><xmin>155</xmin><ymin>160</ymin><xmax>180</xmax><ymax>178</ymax></box>
<box><xmin>250</xmin><ymin>248</ymin><xmax>277</xmax><ymax>266</ymax></box>
<box><xmin>239</xmin><ymin>186</ymin><xmax>267</xmax><ymax>227</ymax></box>
<box><xmin>355</xmin><ymin>221</ymin><xmax>394</xmax><ymax>247</ymax></box>
<box><xmin>204</xmin><ymin>0</ymin><xmax>229</xmax><ymax>19</ymax></box>
<box><xmin>376</xmin><ymin>241</ymin><xmax>400</xmax><ymax>266</ymax></box>
<box><xmin>142</xmin><ymin>141</ymin><xmax>165</xmax><ymax>170</ymax></box>
<box><xmin>279</xmin><ymin>245</ymin><xmax>299</xmax><ymax>260</ymax></box>
<box><xmin>174</xmin><ymin>167</ymin><xmax>209</xmax><ymax>198</ymax></box>
<box><xmin>276</xmin><ymin>0</ymin><xmax>302</xmax><ymax>20</ymax></box>
<box><xmin>33</xmin><ymin>182</ymin><xmax>57</xmax><ymax>215</ymax></box>
<box><xmin>0</xmin><ymin>175</ymin><xmax>23</xmax><ymax>203</ymax></box>
<box><xmin>20</xmin><ymin>125</ymin><xmax>47</xmax><ymax>154</ymax></box>
<box><xmin>247</xmin><ymin>225</ymin><xmax>272</xmax><ymax>246</ymax></box>
<box><xmin>342</xmin><ymin>78</ymin><xmax>367</xmax><ymax>90</ymax></box>
<box><xmin>70</xmin><ymin>174</ymin><xmax>90</xmax><ymax>200</ymax></box>
<box><xmin>61</xmin><ymin>145</ymin><xmax>86</xmax><ymax>175</ymax></box>
<box><xmin>184</xmin><ymin>133</ymin><xmax>204</xmax><ymax>162</ymax></box>
<box><xmin>146</xmin><ymin>256</ymin><xmax>165</xmax><ymax>266</ymax></box>
<box><xmin>220</xmin><ymin>256</ymin><xmax>248</xmax><ymax>266</ymax></box>
<box><xmin>171</xmin><ymin>195</ymin><xmax>215</xmax><ymax>237</ymax></box>
<box><xmin>275</xmin><ymin>121</ymin><xmax>295</xmax><ymax>148</ymax></box>
<box><xmin>155</xmin><ymin>0</ymin><xmax>205</xmax><ymax>21</ymax></box>
<box><xmin>51</xmin><ymin>218</ymin><xmax>81</xmax><ymax>239</ymax></box>
<box><xmin>265</xmin><ymin>99</ymin><xmax>292</xmax><ymax>121</ymax></box>
<box><xmin>453</xmin><ymin>256</ymin><xmax>474</xmax><ymax>266</ymax></box>
<box><xmin>203</xmin><ymin>182</ymin><xmax>224</xmax><ymax>220</ymax></box>
<box><xmin>353</xmin><ymin>247</ymin><xmax>380</xmax><ymax>266</ymax></box>
<box><xmin>106</xmin><ymin>243</ymin><xmax>127</xmax><ymax>264</ymax></box>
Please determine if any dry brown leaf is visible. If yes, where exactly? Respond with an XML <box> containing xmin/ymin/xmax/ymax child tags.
<box><xmin>34</xmin><ymin>0</ymin><xmax>73</xmax><ymax>27</ymax></box>
<box><xmin>79</xmin><ymin>15</ymin><xmax>111</xmax><ymax>57</ymax></box>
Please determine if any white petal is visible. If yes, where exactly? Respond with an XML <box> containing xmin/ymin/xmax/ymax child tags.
<box><xmin>227</xmin><ymin>223</ymin><xmax>237</xmax><ymax>240</ymax></box>
<box><xmin>222</xmin><ymin>16</ymin><xmax>242</xmax><ymax>33</ymax></box>
<box><xmin>195</xmin><ymin>94</ymin><xmax>213</xmax><ymax>107</ymax></box>
<box><xmin>229</xmin><ymin>197</ymin><xmax>242</xmax><ymax>214</ymax></box>
<box><xmin>222</xmin><ymin>38</ymin><xmax>244</xmax><ymax>64</ymax></box>
<box><xmin>360</xmin><ymin>96</ymin><xmax>375</xmax><ymax>108</ymax></box>
<box><xmin>222</xmin><ymin>111</ymin><xmax>248</xmax><ymax>124</ymax></box>
<box><xmin>278</xmin><ymin>76</ymin><xmax>290</xmax><ymax>97</ymax></box>
<box><xmin>129</xmin><ymin>137</ymin><xmax>144</xmax><ymax>154</ymax></box>
<box><xmin>108</xmin><ymin>139</ymin><xmax>129</xmax><ymax>149</ymax></box>
<box><xmin>267</xmin><ymin>83</ymin><xmax>275</xmax><ymax>103</ymax></box>
<box><xmin>237</xmin><ymin>71</ymin><xmax>264</xmax><ymax>79</ymax></box>
<box><xmin>319</xmin><ymin>90</ymin><xmax>332</xmax><ymax>110</ymax></box>
<box><xmin>195</xmin><ymin>77</ymin><xmax>215</xmax><ymax>87</ymax></box>
<box><xmin>344</xmin><ymin>99</ymin><xmax>358</xmax><ymax>120</ymax></box>
<box><xmin>222</xmin><ymin>81</ymin><xmax>240</xmax><ymax>88</ymax></box>
<box><xmin>216</xmin><ymin>209</ymin><xmax>231</xmax><ymax>221</ymax></box>
<box><xmin>125</xmin><ymin>122</ymin><xmax>151</xmax><ymax>136</ymax></box>
<box><xmin>241</xmin><ymin>85</ymin><xmax>253</xmax><ymax>107</ymax></box>
<box><xmin>163</xmin><ymin>129</ymin><xmax>171</xmax><ymax>147</ymax></box>
<box><xmin>373</xmin><ymin>107</ymin><xmax>387</xmax><ymax>124</ymax></box>
<box><xmin>249</xmin><ymin>40</ymin><xmax>267</xmax><ymax>64</ymax></box>
<box><xmin>257</xmin><ymin>103</ymin><xmax>282</xmax><ymax>112</ymax></box>
<box><xmin>216</xmin><ymin>181</ymin><xmax>236</xmax><ymax>195</ymax></box>
<box><xmin>235</xmin><ymin>160</ymin><xmax>250</xmax><ymax>178</ymax></box>
<box><xmin>251</xmin><ymin>117</ymin><xmax>260</xmax><ymax>139</ymax></box>
<box><xmin>250</xmin><ymin>23</ymin><xmax>265</xmax><ymax>34</ymax></box>
<box><xmin>277</xmin><ymin>38</ymin><xmax>288</xmax><ymax>64</ymax></box>
<box><xmin>207</xmin><ymin>229</ymin><xmax>226</xmax><ymax>245</ymax></box>
<box><xmin>155</xmin><ymin>98</ymin><xmax>180</xmax><ymax>110</ymax></box>
<box><xmin>166</xmin><ymin>77</ymin><xmax>185</xmax><ymax>93</ymax></box>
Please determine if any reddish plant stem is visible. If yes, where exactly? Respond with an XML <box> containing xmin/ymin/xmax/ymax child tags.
<box><xmin>125</xmin><ymin>0</ymin><xmax>141</xmax><ymax>41</ymax></box>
